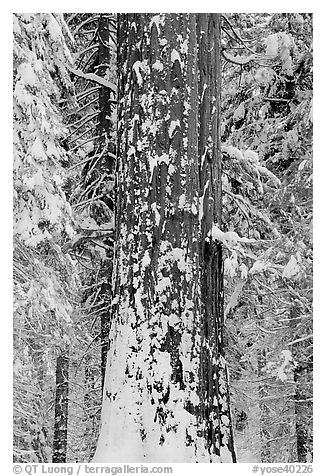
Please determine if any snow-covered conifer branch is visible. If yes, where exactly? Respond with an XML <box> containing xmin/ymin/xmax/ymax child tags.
<box><xmin>69</xmin><ymin>67</ymin><xmax>117</xmax><ymax>94</ymax></box>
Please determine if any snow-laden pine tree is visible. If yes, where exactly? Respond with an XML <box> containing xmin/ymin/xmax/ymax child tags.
<box><xmin>93</xmin><ymin>13</ymin><xmax>236</xmax><ymax>463</ymax></box>
<box><xmin>13</xmin><ymin>13</ymin><xmax>78</xmax><ymax>462</ymax></box>
<box><xmin>219</xmin><ymin>13</ymin><xmax>312</xmax><ymax>463</ymax></box>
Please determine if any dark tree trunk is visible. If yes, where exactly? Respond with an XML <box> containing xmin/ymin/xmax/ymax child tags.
<box><xmin>97</xmin><ymin>14</ymin><xmax>114</xmax><ymax>146</ymax></box>
<box><xmin>94</xmin><ymin>13</ymin><xmax>235</xmax><ymax>463</ymax></box>
<box><xmin>52</xmin><ymin>355</ymin><xmax>69</xmax><ymax>463</ymax></box>
<box><xmin>258</xmin><ymin>348</ymin><xmax>272</xmax><ymax>463</ymax></box>
<box><xmin>290</xmin><ymin>306</ymin><xmax>313</xmax><ymax>462</ymax></box>
<box><xmin>197</xmin><ymin>13</ymin><xmax>236</xmax><ymax>462</ymax></box>
<box><xmin>96</xmin><ymin>13</ymin><xmax>116</xmax><ymax>391</ymax></box>
<box><xmin>77</xmin><ymin>14</ymin><xmax>116</xmax><ymax>391</ymax></box>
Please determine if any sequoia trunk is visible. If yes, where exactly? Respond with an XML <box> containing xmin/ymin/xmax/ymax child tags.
<box><xmin>93</xmin><ymin>13</ymin><xmax>235</xmax><ymax>463</ymax></box>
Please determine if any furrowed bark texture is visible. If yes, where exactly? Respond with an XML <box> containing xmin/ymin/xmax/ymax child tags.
<box><xmin>93</xmin><ymin>13</ymin><xmax>235</xmax><ymax>463</ymax></box>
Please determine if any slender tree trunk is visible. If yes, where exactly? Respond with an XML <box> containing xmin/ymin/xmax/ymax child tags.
<box><xmin>94</xmin><ymin>13</ymin><xmax>235</xmax><ymax>463</ymax></box>
<box><xmin>197</xmin><ymin>13</ymin><xmax>236</xmax><ymax>462</ymax></box>
<box><xmin>53</xmin><ymin>355</ymin><xmax>69</xmax><ymax>463</ymax></box>
<box><xmin>96</xmin><ymin>13</ymin><xmax>116</xmax><ymax>390</ymax></box>
<box><xmin>293</xmin><ymin>372</ymin><xmax>313</xmax><ymax>462</ymax></box>
<box><xmin>290</xmin><ymin>306</ymin><xmax>313</xmax><ymax>462</ymax></box>
<box><xmin>78</xmin><ymin>14</ymin><xmax>116</xmax><ymax>391</ymax></box>
<box><xmin>257</xmin><ymin>349</ymin><xmax>272</xmax><ymax>463</ymax></box>
<box><xmin>97</xmin><ymin>14</ymin><xmax>113</xmax><ymax>146</ymax></box>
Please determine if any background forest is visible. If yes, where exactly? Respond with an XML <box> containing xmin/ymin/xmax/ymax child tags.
<box><xmin>13</xmin><ymin>13</ymin><xmax>312</xmax><ymax>463</ymax></box>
